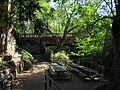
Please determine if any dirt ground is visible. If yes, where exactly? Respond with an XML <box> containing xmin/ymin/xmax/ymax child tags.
<box><xmin>13</xmin><ymin>62</ymin><xmax>104</xmax><ymax>90</ymax></box>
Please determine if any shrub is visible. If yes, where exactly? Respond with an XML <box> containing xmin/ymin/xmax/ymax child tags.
<box><xmin>0</xmin><ymin>57</ymin><xmax>3</xmax><ymax>67</ymax></box>
<box><xmin>19</xmin><ymin>49</ymin><xmax>34</xmax><ymax>62</ymax></box>
<box><xmin>19</xmin><ymin>49</ymin><xmax>34</xmax><ymax>70</ymax></box>
<box><xmin>51</xmin><ymin>51</ymin><xmax>72</xmax><ymax>66</ymax></box>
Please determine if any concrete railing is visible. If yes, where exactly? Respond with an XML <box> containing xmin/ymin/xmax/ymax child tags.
<box><xmin>16</xmin><ymin>33</ymin><xmax>76</xmax><ymax>38</ymax></box>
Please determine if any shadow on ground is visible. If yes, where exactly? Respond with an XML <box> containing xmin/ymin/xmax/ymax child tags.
<box><xmin>13</xmin><ymin>62</ymin><xmax>104</xmax><ymax>90</ymax></box>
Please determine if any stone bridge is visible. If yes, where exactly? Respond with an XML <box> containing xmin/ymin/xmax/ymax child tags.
<box><xmin>16</xmin><ymin>33</ymin><xmax>75</xmax><ymax>46</ymax></box>
<box><xmin>15</xmin><ymin>33</ymin><xmax>76</xmax><ymax>58</ymax></box>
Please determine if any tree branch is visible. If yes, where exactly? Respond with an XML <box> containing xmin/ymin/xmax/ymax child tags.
<box><xmin>67</xmin><ymin>25</ymin><xmax>79</xmax><ymax>33</ymax></box>
<box><xmin>81</xmin><ymin>16</ymin><xmax>114</xmax><ymax>34</ymax></box>
<box><xmin>94</xmin><ymin>0</ymin><xmax>104</xmax><ymax>14</ymax></box>
<box><xmin>103</xmin><ymin>0</ymin><xmax>115</xmax><ymax>17</ymax></box>
<box><xmin>65</xmin><ymin>16</ymin><xmax>113</xmax><ymax>35</ymax></box>
<box><xmin>91</xmin><ymin>16</ymin><xmax>114</xmax><ymax>26</ymax></box>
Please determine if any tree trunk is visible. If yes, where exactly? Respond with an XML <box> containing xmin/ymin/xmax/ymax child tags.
<box><xmin>54</xmin><ymin>32</ymin><xmax>68</xmax><ymax>53</ymax></box>
<box><xmin>112</xmin><ymin>0</ymin><xmax>120</xmax><ymax>80</ymax></box>
<box><xmin>112</xmin><ymin>18</ymin><xmax>120</xmax><ymax>80</ymax></box>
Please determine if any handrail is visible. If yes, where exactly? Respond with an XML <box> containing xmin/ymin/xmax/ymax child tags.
<box><xmin>43</xmin><ymin>74</ymin><xmax>62</xmax><ymax>90</ymax></box>
<box><xmin>16</xmin><ymin>33</ymin><xmax>76</xmax><ymax>38</ymax></box>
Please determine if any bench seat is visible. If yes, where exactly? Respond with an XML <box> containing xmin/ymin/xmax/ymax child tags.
<box><xmin>68</xmin><ymin>66</ymin><xmax>88</xmax><ymax>78</ymax></box>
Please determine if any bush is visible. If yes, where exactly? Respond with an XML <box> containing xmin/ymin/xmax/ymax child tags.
<box><xmin>19</xmin><ymin>49</ymin><xmax>34</xmax><ymax>62</ymax></box>
<box><xmin>19</xmin><ymin>49</ymin><xmax>34</xmax><ymax>70</ymax></box>
<box><xmin>0</xmin><ymin>57</ymin><xmax>3</xmax><ymax>67</ymax></box>
<box><xmin>51</xmin><ymin>51</ymin><xmax>72</xmax><ymax>66</ymax></box>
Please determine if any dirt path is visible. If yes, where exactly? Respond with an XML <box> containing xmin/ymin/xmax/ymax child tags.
<box><xmin>13</xmin><ymin>62</ymin><xmax>49</xmax><ymax>90</ymax></box>
<box><xmin>13</xmin><ymin>62</ymin><xmax>104</xmax><ymax>90</ymax></box>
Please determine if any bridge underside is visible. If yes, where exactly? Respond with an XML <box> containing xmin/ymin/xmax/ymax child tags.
<box><xmin>18</xmin><ymin>36</ymin><xmax>74</xmax><ymax>46</ymax></box>
<box><xmin>16</xmin><ymin>35</ymin><xmax>75</xmax><ymax>59</ymax></box>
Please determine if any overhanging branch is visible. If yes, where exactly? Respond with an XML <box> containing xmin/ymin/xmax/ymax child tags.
<box><xmin>67</xmin><ymin>25</ymin><xmax>79</xmax><ymax>33</ymax></box>
<box><xmin>91</xmin><ymin>16</ymin><xmax>114</xmax><ymax>26</ymax></box>
<box><xmin>81</xmin><ymin>16</ymin><xmax>114</xmax><ymax>34</ymax></box>
<box><xmin>67</xmin><ymin>16</ymin><xmax>113</xmax><ymax>33</ymax></box>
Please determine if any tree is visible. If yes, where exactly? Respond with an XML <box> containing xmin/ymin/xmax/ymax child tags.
<box><xmin>11</xmin><ymin>0</ymin><xmax>120</xmax><ymax>81</ymax></box>
<box><xmin>112</xmin><ymin>0</ymin><xmax>120</xmax><ymax>80</ymax></box>
<box><xmin>13</xmin><ymin>0</ymin><xmax>51</xmax><ymax>34</ymax></box>
<box><xmin>47</xmin><ymin>0</ymin><xmax>104</xmax><ymax>52</ymax></box>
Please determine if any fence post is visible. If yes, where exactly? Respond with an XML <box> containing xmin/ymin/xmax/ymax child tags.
<box><xmin>10</xmin><ymin>81</ymin><xmax>13</xmax><ymax>90</ymax></box>
<box><xmin>45</xmin><ymin>75</ymin><xmax>47</xmax><ymax>90</ymax></box>
<box><xmin>49</xmin><ymin>79</ymin><xmax>51</xmax><ymax>90</ymax></box>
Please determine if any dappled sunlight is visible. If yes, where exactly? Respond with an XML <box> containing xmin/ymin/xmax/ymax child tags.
<box><xmin>16</xmin><ymin>62</ymin><xmax>49</xmax><ymax>78</ymax></box>
<box><xmin>0</xmin><ymin>0</ymin><xmax>119</xmax><ymax>90</ymax></box>
<box><xmin>13</xmin><ymin>61</ymin><xmax>104</xmax><ymax>90</ymax></box>
<box><xmin>13</xmin><ymin>62</ymin><xmax>50</xmax><ymax>90</ymax></box>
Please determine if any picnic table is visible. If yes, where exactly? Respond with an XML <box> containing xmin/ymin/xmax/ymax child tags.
<box><xmin>49</xmin><ymin>63</ymin><xmax>72</xmax><ymax>80</ymax></box>
<box><xmin>73</xmin><ymin>64</ymin><xmax>98</xmax><ymax>73</ymax></box>
<box><xmin>71</xmin><ymin>64</ymin><xmax>104</xmax><ymax>80</ymax></box>
<box><xmin>51</xmin><ymin>63</ymin><xmax>66</xmax><ymax>72</ymax></box>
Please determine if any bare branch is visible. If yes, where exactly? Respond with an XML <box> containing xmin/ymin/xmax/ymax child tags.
<box><xmin>114</xmin><ymin>0</ymin><xmax>117</xmax><ymax>7</ymax></box>
<box><xmin>116</xmin><ymin>0</ymin><xmax>120</xmax><ymax>17</ymax></box>
<box><xmin>103</xmin><ymin>0</ymin><xmax>115</xmax><ymax>17</ymax></box>
<box><xmin>94</xmin><ymin>0</ymin><xmax>104</xmax><ymax>14</ymax></box>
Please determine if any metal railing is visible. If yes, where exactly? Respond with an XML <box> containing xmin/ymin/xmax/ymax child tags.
<box><xmin>43</xmin><ymin>74</ymin><xmax>62</xmax><ymax>90</ymax></box>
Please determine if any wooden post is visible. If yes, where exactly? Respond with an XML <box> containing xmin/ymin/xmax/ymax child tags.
<box><xmin>10</xmin><ymin>80</ymin><xmax>13</xmax><ymax>90</ymax></box>
<box><xmin>49</xmin><ymin>79</ymin><xmax>51</xmax><ymax>90</ymax></box>
<box><xmin>45</xmin><ymin>75</ymin><xmax>47</xmax><ymax>90</ymax></box>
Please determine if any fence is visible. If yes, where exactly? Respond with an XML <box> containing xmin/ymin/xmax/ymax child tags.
<box><xmin>43</xmin><ymin>74</ymin><xmax>62</xmax><ymax>90</ymax></box>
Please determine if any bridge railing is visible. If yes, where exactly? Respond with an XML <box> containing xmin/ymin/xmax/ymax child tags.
<box><xmin>16</xmin><ymin>33</ymin><xmax>76</xmax><ymax>38</ymax></box>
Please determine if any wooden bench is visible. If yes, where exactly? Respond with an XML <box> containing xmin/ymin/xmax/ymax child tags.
<box><xmin>68</xmin><ymin>66</ymin><xmax>88</xmax><ymax>78</ymax></box>
<box><xmin>63</xmin><ymin>72</ymin><xmax>72</xmax><ymax>80</ymax></box>
<box><xmin>70</xmin><ymin>64</ymin><xmax>104</xmax><ymax>80</ymax></box>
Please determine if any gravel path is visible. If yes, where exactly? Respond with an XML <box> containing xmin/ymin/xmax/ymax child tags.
<box><xmin>13</xmin><ymin>62</ymin><xmax>104</xmax><ymax>90</ymax></box>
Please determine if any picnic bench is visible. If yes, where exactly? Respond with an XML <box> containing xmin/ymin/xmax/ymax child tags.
<box><xmin>69</xmin><ymin>64</ymin><xmax>104</xmax><ymax>80</ymax></box>
<box><xmin>68</xmin><ymin>66</ymin><xmax>88</xmax><ymax>78</ymax></box>
<box><xmin>48</xmin><ymin>63</ymin><xmax>72</xmax><ymax>80</ymax></box>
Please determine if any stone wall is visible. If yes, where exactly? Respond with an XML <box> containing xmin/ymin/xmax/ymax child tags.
<box><xmin>0</xmin><ymin>2</ymin><xmax>22</xmax><ymax>73</ymax></box>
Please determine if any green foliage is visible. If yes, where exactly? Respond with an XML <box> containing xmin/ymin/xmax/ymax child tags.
<box><xmin>46</xmin><ymin>46</ymin><xmax>70</xmax><ymax>59</ymax></box>
<box><xmin>51</xmin><ymin>51</ymin><xmax>72</xmax><ymax>65</ymax></box>
<box><xmin>45</xmin><ymin>46</ymin><xmax>55</xmax><ymax>59</ymax></box>
<box><xmin>0</xmin><ymin>57</ymin><xmax>3</xmax><ymax>67</ymax></box>
<box><xmin>13</xmin><ymin>0</ymin><xmax>51</xmax><ymax>35</ymax></box>
<box><xmin>70</xmin><ymin>19</ymin><xmax>112</xmax><ymax>69</ymax></box>
<box><xmin>0</xmin><ymin>57</ymin><xmax>7</xmax><ymax>67</ymax></box>
<box><xmin>13</xmin><ymin>0</ymin><xmax>113</xmax><ymax>65</ymax></box>
<box><xmin>19</xmin><ymin>49</ymin><xmax>34</xmax><ymax>62</ymax></box>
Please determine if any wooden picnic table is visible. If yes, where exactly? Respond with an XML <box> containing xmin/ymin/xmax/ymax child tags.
<box><xmin>71</xmin><ymin>64</ymin><xmax>104</xmax><ymax>80</ymax></box>
<box><xmin>49</xmin><ymin>63</ymin><xmax>72</xmax><ymax>80</ymax></box>
<box><xmin>51</xmin><ymin>63</ymin><xmax>66</xmax><ymax>72</ymax></box>
<box><xmin>72</xmin><ymin>64</ymin><xmax>98</xmax><ymax>74</ymax></box>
